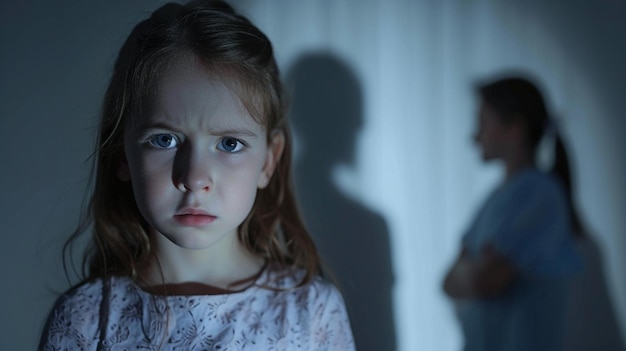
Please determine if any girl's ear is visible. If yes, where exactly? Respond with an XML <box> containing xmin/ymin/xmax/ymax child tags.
<box><xmin>117</xmin><ymin>151</ymin><xmax>131</xmax><ymax>182</ymax></box>
<box><xmin>258</xmin><ymin>131</ymin><xmax>285</xmax><ymax>189</ymax></box>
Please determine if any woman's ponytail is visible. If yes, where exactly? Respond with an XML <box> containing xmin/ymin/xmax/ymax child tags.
<box><xmin>550</xmin><ymin>128</ymin><xmax>585</xmax><ymax>237</ymax></box>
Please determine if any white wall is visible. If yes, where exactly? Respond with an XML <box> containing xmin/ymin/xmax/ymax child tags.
<box><xmin>1</xmin><ymin>1</ymin><xmax>624</xmax><ymax>350</ymax></box>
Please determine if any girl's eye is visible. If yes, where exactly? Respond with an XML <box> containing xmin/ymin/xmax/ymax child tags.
<box><xmin>148</xmin><ymin>134</ymin><xmax>179</xmax><ymax>149</ymax></box>
<box><xmin>218</xmin><ymin>137</ymin><xmax>244</xmax><ymax>153</ymax></box>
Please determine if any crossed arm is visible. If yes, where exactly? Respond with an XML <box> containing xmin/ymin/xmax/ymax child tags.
<box><xmin>443</xmin><ymin>245</ymin><xmax>518</xmax><ymax>299</ymax></box>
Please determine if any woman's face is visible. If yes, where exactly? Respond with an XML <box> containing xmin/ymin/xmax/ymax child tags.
<box><xmin>474</xmin><ymin>101</ymin><xmax>514</xmax><ymax>161</ymax></box>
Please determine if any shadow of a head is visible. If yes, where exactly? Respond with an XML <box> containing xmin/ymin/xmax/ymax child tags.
<box><xmin>286</xmin><ymin>52</ymin><xmax>397</xmax><ymax>351</ymax></box>
<box><xmin>287</xmin><ymin>52</ymin><xmax>362</xmax><ymax>168</ymax></box>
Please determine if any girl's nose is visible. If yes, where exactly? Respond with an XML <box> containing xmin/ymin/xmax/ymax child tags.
<box><xmin>174</xmin><ymin>147</ymin><xmax>213</xmax><ymax>193</ymax></box>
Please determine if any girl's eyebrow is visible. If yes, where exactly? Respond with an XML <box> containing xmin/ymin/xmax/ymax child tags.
<box><xmin>135</xmin><ymin>122</ymin><xmax>259</xmax><ymax>138</ymax></box>
<box><xmin>209</xmin><ymin>127</ymin><xmax>259</xmax><ymax>138</ymax></box>
<box><xmin>135</xmin><ymin>122</ymin><xmax>181</xmax><ymax>133</ymax></box>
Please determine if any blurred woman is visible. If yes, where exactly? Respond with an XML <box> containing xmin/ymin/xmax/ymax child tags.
<box><xmin>443</xmin><ymin>75</ymin><xmax>582</xmax><ymax>351</ymax></box>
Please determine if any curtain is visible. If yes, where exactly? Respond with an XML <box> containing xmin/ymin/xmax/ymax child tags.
<box><xmin>239</xmin><ymin>0</ymin><xmax>626</xmax><ymax>350</ymax></box>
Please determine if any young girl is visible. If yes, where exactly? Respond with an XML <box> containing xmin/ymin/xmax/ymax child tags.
<box><xmin>442</xmin><ymin>75</ymin><xmax>583</xmax><ymax>350</ymax></box>
<box><xmin>39</xmin><ymin>1</ymin><xmax>354</xmax><ymax>350</ymax></box>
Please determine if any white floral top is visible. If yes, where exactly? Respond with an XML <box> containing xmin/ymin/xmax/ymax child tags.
<box><xmin>39</xmin><ymin>266</ymin><xmax>355</xmax><ymax>350</ymax></box>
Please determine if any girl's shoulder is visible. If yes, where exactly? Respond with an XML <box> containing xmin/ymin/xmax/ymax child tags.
<box><xmin>252</xmin><ymin>264</ymin><xmax>354</xmax><ymax>347</ymax></box>
<box><xmin>48</xmin><ymin>276</ymin><xmax>135</xmax><ymax>307</ymax></box>
<box><xmin>39</xmin><ymin>276</ymin><xmax>131</xmax><ymax>350</ymax></box>
<box><xmin>260</xmin><ymin>263</ymin><xmax>335</xmax><ymax>290</ymax></box>
<box><xmin>46</xmin><ymin>278</ymin><xmax>106</xmax><ymax>316</ymax></box>
<box><xmin>256</xmin><ymin>263</ymin><xmax>348</xmax><ymax>306</ymax></box>
<box><xmin>42</xmin><ymin>276</ymin><xmax>137</xmax><ymax>320</ymax></box>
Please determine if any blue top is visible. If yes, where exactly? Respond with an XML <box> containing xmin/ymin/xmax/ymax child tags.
<box><xmin>458</xmin><ymin>168</ymin><xmax>582</xmax><ymax>351</ymax></box>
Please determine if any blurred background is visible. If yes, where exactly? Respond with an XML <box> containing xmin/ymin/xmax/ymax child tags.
<box><xmin>1</xmin><ymin>0</ymin><xmax>625</xmax><ymax>350</ymax></box>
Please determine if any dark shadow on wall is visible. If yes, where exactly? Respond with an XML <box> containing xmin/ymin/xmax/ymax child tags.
<box><xmin>564</xmin><ymin>235</ymin><xmax>626</xmax><ymax>351</ymax></box>
<box><xmin>286</xmin><ymin>52</ymin><xmax>397</xmax><ymax>351</ymax></box>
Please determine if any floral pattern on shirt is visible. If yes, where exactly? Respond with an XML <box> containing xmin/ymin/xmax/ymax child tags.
<box><xmin>39</xmin><ymin>266</ymin><xmax>355</xmax><ymax>351</ymax></box>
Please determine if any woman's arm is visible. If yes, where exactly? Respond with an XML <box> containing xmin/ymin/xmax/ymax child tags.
<box><xmin>443</xmin><ymin>245</ymin><xmax>517</xmax><ymax>299</ymax></box>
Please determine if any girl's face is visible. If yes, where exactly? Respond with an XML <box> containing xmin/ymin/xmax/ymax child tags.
<box><xmin>119</xmin><ymin>60</ymin><xmax>283</xmax><ymax>253</ymax></box>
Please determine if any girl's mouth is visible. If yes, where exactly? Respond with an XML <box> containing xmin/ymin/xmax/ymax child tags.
<box><xmin>173</xmin><ymin>214</ymin><xmax>217</xmax><ymax>226</ymax></box>
<box><xmin>174</xmin><ymin>208</ymin><xmax>216</xmax><ymax>226</ymax></box>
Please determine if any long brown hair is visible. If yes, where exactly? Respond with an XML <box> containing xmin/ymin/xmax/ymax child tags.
<box><xmin>65</xmin><ymin>0</ymin><xmax>321</xmax><ymax>286</ymax></box>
